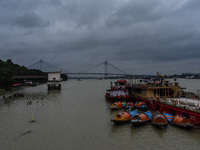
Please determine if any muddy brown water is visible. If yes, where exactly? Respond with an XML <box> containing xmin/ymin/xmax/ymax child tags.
<box><xmin>0</xmin><ymin>79</ymin><xmax>200</xmax><ymax>150</ymax></box>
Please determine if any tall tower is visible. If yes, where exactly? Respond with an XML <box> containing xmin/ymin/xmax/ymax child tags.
<box><xmin>104</xmin><ymin>61</ymin><xmax>108</xmax><ymax>78</ymax></box>
<box><xmin>40</xmin><ymin>60</ymin><xmax>43</xmax><ymax>71</ymax></box>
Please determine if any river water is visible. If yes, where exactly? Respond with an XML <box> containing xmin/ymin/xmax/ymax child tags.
<box><xmin>0</xmin><ymin>79</ymin><xmax>200</xmax><ymax>150</ymax></box>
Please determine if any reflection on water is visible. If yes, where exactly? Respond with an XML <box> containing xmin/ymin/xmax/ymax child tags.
<box><xmin>0</xmin><ymin>79</ymin><xmax>200</xmax><ymax>150</ymax></box>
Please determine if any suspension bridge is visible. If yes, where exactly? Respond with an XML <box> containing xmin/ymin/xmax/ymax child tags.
<box><xmin>28</xmin><ymin>60</ymin><xmax>133</xmax><ymax>78</ymax></box>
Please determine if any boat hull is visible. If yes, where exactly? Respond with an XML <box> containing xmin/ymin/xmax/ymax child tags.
<box><xmin>131</xmin><ymin>111</ymin><xmax>151</xmax><ymax>126</ymax></box>
<box><xmin>111</xmin><ymin>119</ymin><xmax>131</xmax><ymax>125</ymax></box>
<box><xmin>131</xmin><ymin>120</ymin><xmax>149</xmax><ymax>126</ymax></box>
<box><xmin>172</xmin><ymin>115</ymin><xmax>194</xmax><ymax>129</ymax></box>
<box><xmin>135</xmin><ymin>101</ymin><xmax>148</xmax><ymax>110</ymax></box>
<box><xmin>110</xmin><ymin>102</ymin><xmax>124</xmax><ymax>110</ymax></box>
<box><xmin>151</xmin><ymin>112</ymin><xmax>168</xmax><ymax>128</ymax></box>
<box><xmin>172</xmin><ymin>123</ymin><xmax>194</xmax><ymax>129</ymax></box>
<box><xmin>133</xmin><ymin>96</ymin><xmax>200</xmax><ymax>125</ymax></box>
<box><xmin>111</xmin><ymin>111</ymin><xmax>131</xmax><ymax>125</ymax></box>
<box><xmin>105</xmin><ymin>95</ymin><xmax>131</xmax><ymax>102</ymax></box>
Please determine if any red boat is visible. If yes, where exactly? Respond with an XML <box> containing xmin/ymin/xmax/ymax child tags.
<box><xmin>111</xmin><ymin>111</ymin><xmax>131</xmax><ymax>125</ymax></box>
<box><xmin>151</xmin><ymin>111</ymin><xmax>168</xmax><ymax>128</ymax></box>
<box><xmin>105</xmin><ymin>80</ymin><xmax>131</xmax><ymax>102</ymax></box>
<box><xmin>110</xmin><ymin>102</ymin><xmax>124</xmax><ymax>110</ymax></box>
<box><xmin>131</xmin><ymin>72</ymin><xmax>200</xmax><ymax>126</ymax></box>
<box><xmin>135</xmin><ymin>101</ymin><xmax>148</xmax><ymax>110</ymax></box>
<box><xmin>131</xmin><ymin>111</ymin><xmax>152</xmax><ymax>126</ymax></box>
<box><xmin>172</xmin><ymin>115</ymin><xmax>194</xmax><ymax>129</ymax></box>
<box><xmin>124</xmin><ymin>102</ymin><xmax>135</xmax><ymax>109</ymax></box>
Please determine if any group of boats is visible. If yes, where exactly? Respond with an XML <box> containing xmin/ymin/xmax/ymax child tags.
<box><xmin>109</xmin><ymin>101</ymin><xmax>148</xmax><ymax>110</ymax></box>
<box><xmin>106</xmin><ymin>72</ymin><xmax>200</xmax><ymax>129</ymax></box>
<box><xmin>110</xmin><ymin>101</ymin><xmax>194</xmax><ymax>129</ymax></box>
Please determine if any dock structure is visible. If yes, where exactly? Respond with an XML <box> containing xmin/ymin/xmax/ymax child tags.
<box><xmin>47</xmin><ymin>72</ymin><xmax>61</xmax><ymax>90</ymax></box>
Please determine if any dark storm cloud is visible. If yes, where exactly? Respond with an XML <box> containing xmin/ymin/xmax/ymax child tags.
<box><xmin>0</xmin><ymin>0</ymin><xmax>200</xmax><ymax>74</ymax></box>
<box><xmin>13</xmin><ymin>12</ymin><xmax>50</xmax><ymax>28</ymax></box>
<box><xmin>105</xmin><ymin>1</ymin><xmax>163</xmax><ymax>28</ymax></box>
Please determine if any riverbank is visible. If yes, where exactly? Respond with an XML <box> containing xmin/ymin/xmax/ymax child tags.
<box><xmin>0</xmin><ymin>89</ymin><xmax>6</xmax><ymax>95</ymax></box>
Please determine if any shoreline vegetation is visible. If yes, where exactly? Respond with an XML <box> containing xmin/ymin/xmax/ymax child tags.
<box><xmin>0</xmin><ymin>89</ymin><xmax>6</xmax><ymax>95</ymax></box>
<box><xmin>0</xmin><ymin>59</ymin><xmax>47</xmax><ymax>91</ymax></box>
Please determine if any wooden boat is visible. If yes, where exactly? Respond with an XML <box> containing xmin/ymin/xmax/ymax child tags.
<box><xmin>110</xmin><ymin>102</ymin><xmax>124</xmax><ymax>110</ymax></box>
<box><xmin>151</xmin><ymin>111</ymin><xmax>168</xmax><ymax>128</ymax></box>
<box><xmin>124</xmin><ymin>102</ymin><xmax>135</xmax><ymax>110</ymax></box>
<box><xmin>111</xmin><ymin>111</ymin><xmax>131</xmax><ymax>125</ymax></box>
<box><xmin>105</xmin><ymin>80</ymin><xmax>131</xmax><ymax>102</ymax></box>
<box><xmin>135</xmin><ymin>101</ymin><xmax>148</xmax><ymax>110</ymax></box>
<box><xmin>172</xmin><ymin>115</ymin><xmax>194</xmax><ymax>129</ymax></box>
<box><xmin>131</xmin><ymin>111</ymin><xmax>152</xmax><ymax>126</ymax></box>
<box><xmin>163</xmin><ymin>111</ymin><xmax>174</xmax><ymax>122</ymax></box>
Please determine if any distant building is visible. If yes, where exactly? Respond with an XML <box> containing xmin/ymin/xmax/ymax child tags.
<box><xmin>47</xmin><ymin>72</ymin><xmax>61</xmax><ymax>90</ymax></box>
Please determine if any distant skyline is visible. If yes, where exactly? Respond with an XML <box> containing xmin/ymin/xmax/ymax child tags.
<box><xmin>1</xmin><ymin>0</ymin><xmax>200</xmax><ymax>75</ymax></box>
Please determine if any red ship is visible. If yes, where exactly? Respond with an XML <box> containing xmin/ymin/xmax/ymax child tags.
<box><xmin>105</xmin><ymin>80</ymin><xmax>131</xmax><ymax>102</ymax></box>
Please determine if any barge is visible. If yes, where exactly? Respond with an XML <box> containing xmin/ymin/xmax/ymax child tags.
<box><xmin>131</xmin><ymin>72</ymin><xmax>200</xmax><ymax>125</ymax></box>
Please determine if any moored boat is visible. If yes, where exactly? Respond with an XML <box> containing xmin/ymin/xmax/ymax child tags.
<box><xmin>105</xmin><ymin>80</ymin><xmax>131</xmax><ymax>102</ymax></box>
<box><xmin>163</xmin><ymin>111</ymin><xmax>174</xmax><ymax>122</ymax></box>
<box><xmin>135</xmin><ymin>101</ymin><xmax>148</xmax><ymax>110</ymax></box>
<box><xmin>110</xmin><ymin>102</ymin><xmax>124</xmax><ymax>110</ymax></box>
<box><xmin>131</xmin><ymin>111</ymin><xmax>152</xmax><ymax>126</ymax></box>
<box><xmin>125</xmin><ymin>102</ymin><xmax>135</xmax><ymax>110</ymax></box>
<box><xmin>172</xmin><ymin>115</ymin><xmax>194</xmax><ymax>129</ymax></box>
<box><xmin>111</xmin><ymin>111</ymin><xmax>131</xmax><ymax>125</ymax></box>
<box><xmin>151</xmin><ymin>111</ymin><xmax>168</xmax><ymax>128</ymax></box>
<box><xmin>127</xmin><ymin>109</ymin><xmax>139</xmax><ymax>118</ymax></box>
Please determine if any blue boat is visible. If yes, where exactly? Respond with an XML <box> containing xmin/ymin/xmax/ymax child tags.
<box><xmin>126</xmin><ymin>108</ymin><xmax>138</xmax><ymax>118</ymax></box>
<box><xmin>163</xmin><ymin>111</ymin><xmax>174</xmax><ymax>122</ymax></box>
<box><xmin>135</xmin><ymin>101</ymin><xmax>148</xmax><ymax>110</ymax></box>
<box><xmin>131</xmin><ymin>111</ymin><xmax>152</xmax><ymax>126</ymax></box>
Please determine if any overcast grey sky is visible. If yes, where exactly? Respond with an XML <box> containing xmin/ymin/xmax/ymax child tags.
<box><xmin>0</xmin><ymin>0</ymin><xmax>200</xmax><ymax>75</ymax></box>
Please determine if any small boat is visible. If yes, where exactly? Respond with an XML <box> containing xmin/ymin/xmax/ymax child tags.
<box><xmin>163</xmin><ymin>111</ymin><xmax>174</xmax><ymax>122</ymax></box>
<box><xmin>125</xmin><ymin>102</ymin><xmax>135</xmax><ymax>110</ymax></box>
<box><xmin>110</xmin><ymin>102</ymin><xmax>124</xmax><ymax>110</ymax></box>
<box><xmin>135</xmin><ymin>101</ymin><xmax>148</xmax><ymax>110</ymax></box>
<box><xmin>172</xmin><ymin>115</ymin><xmax>194</xmax><ymax>129</ymax></box>
<box><xmin>151</xmin><ymin>111</ymin><xmax>168</xmax><ymax>128</ymax></box>
<box><xmin>121</xmin><ymin>101</ymin><xmax>127</xmax><ymax>107</ymax></box>
<box><xmin>127</xmin><ymin>108</ymin><xmax>139</xmax><ymax>118</ymax></box>
<box><xmin>110</xmin><ymin>102</ymin><xmax>126</xmax><ymax>110</ymax></box>
<box><xmin>131</xmin><ymin>111</ymin><xmax>152</xmax><ymax>126</ymax></box>
<box><xmin>111</xmin><ymin>111</ymin><xmax>131</xmax><ymax>125</ymax></box>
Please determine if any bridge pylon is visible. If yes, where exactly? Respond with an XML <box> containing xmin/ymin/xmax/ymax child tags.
<box><xmin>104</xmin><ymin>61</ymin><xmax>108</xmax><ymax>78</ymax></box>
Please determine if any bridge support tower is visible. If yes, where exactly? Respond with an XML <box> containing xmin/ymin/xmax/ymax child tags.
<box><xmin>104</xmin><ymin>61</ymin><xmax>108</xmax><ymax>79</ymax></box>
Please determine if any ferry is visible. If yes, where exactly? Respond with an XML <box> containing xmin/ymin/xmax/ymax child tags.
<box><xmin>105</xmin><ymin>80</ymin><xmax>131</xmax><ymax>102</ymax></box>
<box><xmin>131</xmin><ymin>72</ymin><xmax>200</xmax><ymax>125</ymax></box>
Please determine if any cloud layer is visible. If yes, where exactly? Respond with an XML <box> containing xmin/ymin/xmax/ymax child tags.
<box><xmin>1</xmin><ymin>0</ymin><xmax>200</xmax><ymax>75</ymax></box>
